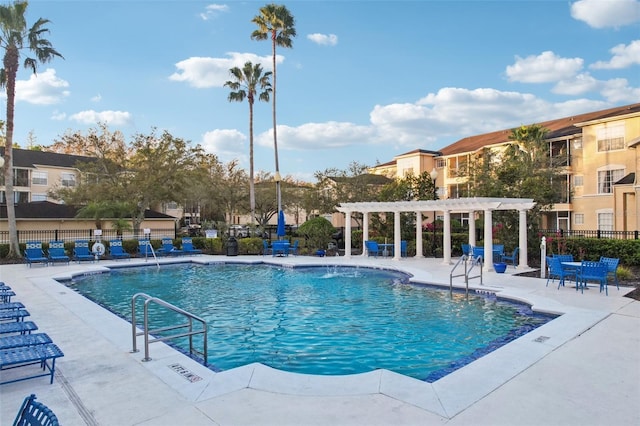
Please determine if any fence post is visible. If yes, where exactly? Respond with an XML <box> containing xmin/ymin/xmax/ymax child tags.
<box><xmin>596</xmin><ymin>229</ymin><xmax>601</xmax><ymax>239</ymax></box>
<box><xmin>540</xmin><ymin>236</ymin><xmax>547</xmax><ymax>279</ymax></box>
<box><xmin>54</xmin><ymin>229</ymin><xmax>58</xmax><ymax>240</ymax></box>
<box><xmin>635</xmin><ymin>230</ymin><xmax>639</xmax><ymax>240</ymax></box>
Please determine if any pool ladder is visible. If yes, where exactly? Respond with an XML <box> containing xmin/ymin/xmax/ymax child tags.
<box><xmin>130</xmin><ymin>293</ymin><xmax>208</xmax><ymax>365</ymax></box>
<box><xmin>449</xmin><ymin>254</ymin><xmax>483</xmax><ymax>297</ymax></box>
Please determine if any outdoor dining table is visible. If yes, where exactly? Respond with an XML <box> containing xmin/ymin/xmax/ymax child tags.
<box><xmin>562</xmin><ymin>261</ymin><xmax>588</xmax><ymax>289</ymax></box>
<box><xmin>271</xmin><ymin>241</ymin><xmax>290</xmax><ymax>257</ymax></box>
<box><xmin>379</xmin><ymin>243</ymin><xmax>394</xmax><ymax>257</ymax></box>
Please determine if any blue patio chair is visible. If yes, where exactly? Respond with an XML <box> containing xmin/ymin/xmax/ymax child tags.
<box><xmin>546</xmin><ymin>257</ymin><xmax>577</xmax><ymax>289</ymax></box>
<box><xmin>577</xmin><ymin>261</ymin><xmax>608</xmax><ymax>295</ymax></box>
<box><xmin>108</xmin><ymin>239</ymin><xmax>131</xmax><ymax>260</ymax></box>
<box><xmin>24</xmin><ymin>242</ymin><xmax>48</xmax><ymax>267</ymax></box>
<box><xmin>599</xmin><ymin>256</ymin><xmax>619</xmax><ymax>290</ymax></box>
<box><xmin>13</xmin><ymin>393</ymin><xmax>59</xmax><ymax>426</ymax></box>
<box><xmin>181</xmin><ymin>237</ymin><xmax>202</xmax><ymax>255</ymax></box>
<box><xmin>290</xmin><ymin>240</ymin><xmax>300</xmax><ymax>256</ymax></box>
<box><xmin>461</xmin><ymin>244</ymin><xmax>471</xmax><ymax>256</ymax></box>
<box><xmin>72</xmin><ymin>240</ymin><xmax>94</xmax><ymax>262</ymax></box>
<box><xmin>47</xmin><ymin>241</ymin><xmax>70</xmax><ymax>265</ymax></box>
<box><xmin>365</xmin><ymin>240</ymin><xmax>382</xmax><ymax>258</ymax></box>
<box><xmin>262</xmin><ymin>240</ymin><xmax>272</xmax><ymax>256</ymax></box>
<box><xmin>502</xmin><ymin>247</ymin><xmax>519</xmax><ymax>268</ymax></box>
<box><xmin>157</xmin><ymin>237</ymin><xmax>183</xmax><ymax>256</ymax></box>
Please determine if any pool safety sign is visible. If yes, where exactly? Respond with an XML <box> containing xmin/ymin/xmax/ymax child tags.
<box><xmin>168</xmin><ymin>363</ymin><xmax>203</xmax><ymax>383</ymax></box>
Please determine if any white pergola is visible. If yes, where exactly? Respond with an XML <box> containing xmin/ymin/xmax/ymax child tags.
<box><xmin>336</xmin><ymin>197</ymin><xmax>536</xmax><ymax>271</ymax></box>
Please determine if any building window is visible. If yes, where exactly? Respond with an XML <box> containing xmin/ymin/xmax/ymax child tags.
<box><xmin>597</xmin><ymin>212</ymin><xmax>613</xmax><ymax>231</ymax></box>
<box><xmin>166</xmin><ymin>202</ymin><xmax>178</xmax><ymax>210</ymax></box>
<box><xmin>32</xmin><ymin>171</ymin><xmax>48</xmax><ymax>186</ymax></box>
<box><xmin>573</xmin><ymin>175</ymin><xmax>583</xmax><ymax>187</ymax></box>
<box><xmin>31</xmin><ymin>193</ymin><xmax>47</xmax><ymax>202</ymax></box>
<box><xmin>14</xmin><ymin>169</ymin><xmax>29</xmax><ymax>187</ymax></box>
<box><xmin>436</xmin><ymin>158</ymin><xmax>445</xmax><ymax>168</ymax></box>
<box><xmin>61</xmin><ymin>173</ymin><xmax>76</xmax><ymax>187</ymax></box>
<box><xmin>597</xmin><ymin>169</ymin><xmax>624</xmax><ymax>194</ymax></box>
<box><xmin>596</xmin><ymin>124</ymin><xmax>625</xmax><ymax>152</ymax></box>
<box><xmin>574</xmin><ymin>213</ymin><xmax>584</xmax><ymax>225</ymax></box>
<box><xmin>402</xmin><ymin>167</ymin><xmax>414</xmax><ymax>176</ymax></box>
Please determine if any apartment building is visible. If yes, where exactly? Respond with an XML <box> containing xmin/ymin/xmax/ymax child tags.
<box><xmin>370</xmin><ymin>103</ymin><xmax>640</xmax><ymax>233</ymax></box>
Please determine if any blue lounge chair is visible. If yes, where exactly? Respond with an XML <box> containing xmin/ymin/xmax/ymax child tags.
<box><xmin>365</xmin><ymin>240</ymin><xmax>382</xmax><ymax>257</ymax></box>
<box><xmin>47</xmin><ymin>241</ymin><xmax>70</xmax><ymax>265</ymax></box>
<box><xmin>0</xmin><ymin>343</ymin><xmax>64</xmax><ymax>385</ymax></box>
<box><xmin>181</xmin><ymin>237</ymin><xmax>202</xmax><ymax>255</ymax></box>
<box><xmin>13</xmin><ymin>394</ymin><xmax>59</xmax><ymax>426</ymax></box>
<box><xmin>108</xmin><ymin>240</ymin><xmax>131</xmax><ymax>260</ymax></box>
<box><xmin>157</xmin><ymin>237</ymin><xmax>183</xmax><ymax>256</ymax></box>
<box><xmin>73</xmin><ymin>240</ymin><xmax>95</xmax><ymax>262</ymax></box>
<box><xmin>138</xmin><ymin>239</ymin><xmax>155</xmax><ymax>257</ymax></box>
<box><xmin>502</xmin><ymin>247</ymin><xmax>519</xmax><ymax>268</ymax></box>
<box><xmin>599</xmin><ymin>256</ymin><xmax>620</xmax><ymax>290</ymax></box>
<box><xmin>24</xmin><ymin>241</ymin><xmax>48</xmax><ymax>267</ymax></box>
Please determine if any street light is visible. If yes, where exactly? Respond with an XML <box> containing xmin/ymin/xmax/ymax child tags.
<box><xmin>430</xmin><ymin>167</ymin><xmax>438</xmax><ymax>257</ymax></box>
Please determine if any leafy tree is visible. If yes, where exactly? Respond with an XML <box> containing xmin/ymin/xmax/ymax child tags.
<box><xmin>297</xmin><ymin>216</ymin><xmax>334</xmax><ymax>251</ymax></box>
<box><xmin>0</xmin><ymin>1</ymin><xmax>62</xmax><ymax>258</ymax></box>
<box><xmin>251</xmin><ymin>3</ymin><xmax>296</xmax><ymax>212</ymax></box>
<box><xmin>467</xmin><ymin>124</ymin><xmax>565</xmax><ymax>249</ymax></box>
<box><xmin>224</xmin><ymin>61</ymin><xmax>272</xmax><ymax>226</ymax></box>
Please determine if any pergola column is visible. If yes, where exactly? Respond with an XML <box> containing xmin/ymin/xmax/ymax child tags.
<box><xmin>415</xmin><ymin>211</ymin><xmax>424</xmax><ymax>259</ymax></box>
<box><xmin>361</xmin><ymin>212</ymin><xmax>369</xmax><ymax>257</ymax></box>
<box><xmin>442</xmin><ymin>209</ymin><xmax>452</xmax><ymax>264</ymax></box>
<box><xmin>518</xmin><ymin>209</ymin><xmax>529</xmax><ymax>269</ymax></box>
<box><xmin>344</xmin><ymin>209</ymin><xmax>352</xmax><ymax>259</ymax></box>
<box><xmin>393</xmin><ymin>210</ymin><xmax>401</xmax><ymax>261</ymax></box>
<box><xmin>468</xmin><ymin>210</ymin><xmax>476</xmax><ymax>246</ymax></box>
<box><xmin>483</xmin><ymin>209</ymin><xmax>494</xmax><ymax>272</ymax></box>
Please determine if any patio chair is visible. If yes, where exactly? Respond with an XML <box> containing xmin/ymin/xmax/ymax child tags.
<box><xmin>502</xmin><ymin>247</ymin><xmax>519</xmax><ymax>268</ymax></box>
<box><xmin>181</xmin><ymin>237</ymin><xmax>202</xmax><ymax>255</ymax></box>
<box><xmin>262</xmin><ymin>240</ymin><xmax>272</xmax><ymax>256</ymax></box>
<box><xmin>156</xmin><ymin>237</ymin><xmax>183</xmax><ymax>256</ymax></box>
<box><xmin>461</xmin><ymin>244</ymin><xmax>471</xmax><ymax>256</ymax></box>
<box><xmin>72</xmin><ymin>240</ymin><xmax>95</xmax><ymax>262</ymax></box>
<box><xmin>24</xmin><ymin>242</ymin><xmax>48</xmax><ymax>267</ymax></box>
<box><xmin>137</xmin><ymin>239</ymin><xmax>155</xmax><ymax>257</ymax></box>
<box><xmin>47</xmin><ymin>241</ymin><xmax>70</xmax><ymax>265</ymax></box>
<box><xmin>576</xmin><ymin>261</ymin><xmax>608</xmax><ymax>295</ymax></box>
<box><xmin>290</xmin><ymin>240</ymin><xmax>300</xmax><ymax>256</ymax></box>
<box><xmin>108</xmin><ymin>240</ymin><xmax>131</xmax><ymax>260</ymax></box>
<box><xmin>365</xmin><ymin>240</ymin><xmax>382</xmax><ymax>258</ymax></box>
<box><xmin>13</xmin><ymin>393</ymin><xmax>59</xmax><ymax>426</ymax></box>
<box><xmin>599</xmin><ymin>256</ymin><xmax>620</xmax><ymax>290</ymax></box>
<box><xmin>546</xmin><ymin>256</ymin><xmax>577</xmax><ymax>289</ymax></box>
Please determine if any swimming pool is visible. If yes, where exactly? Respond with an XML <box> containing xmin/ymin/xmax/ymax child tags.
<box><xmin>65</xmin><ymin>263</ymin><xmax>554</xmax><ymax>381</ymax></box>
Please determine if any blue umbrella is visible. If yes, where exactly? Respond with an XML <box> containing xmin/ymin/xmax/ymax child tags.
<box><xmin>277</xmin><ymin>210</ymin><xmax>286</xmax><ymax>238</ymax></box>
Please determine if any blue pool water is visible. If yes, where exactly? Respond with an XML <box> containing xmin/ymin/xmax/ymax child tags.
<box><xmin>65</xmin><ymin>263</ymin><xmax>553</xmax><ymax>381</ymax></box>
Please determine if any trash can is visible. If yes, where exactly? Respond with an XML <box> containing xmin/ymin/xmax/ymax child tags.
<box><xmin>226</xmin><ymin>237</ymin><xmax>238</xmax><ymax>256</ymax></box>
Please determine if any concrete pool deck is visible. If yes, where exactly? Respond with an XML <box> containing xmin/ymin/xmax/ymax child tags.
<box><xmin>0</xmin><ymin>255</ymin><xmax>638</xmax><ymax>425</ymax></box>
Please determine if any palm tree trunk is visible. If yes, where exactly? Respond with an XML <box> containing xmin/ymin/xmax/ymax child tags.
<box><xmin>271</xmin><ymin>32</ymin><xmax>281</xmax><ymax>213</ymax></box>
<box><xmin>249</xmin><ymin>100</ymin><xmax>256</xmax><ymax>225</ymax></box>
<box><xmin>3</xmin><ymin>47</ymin><xmax>21</xmax><ymax>258</ymax></box>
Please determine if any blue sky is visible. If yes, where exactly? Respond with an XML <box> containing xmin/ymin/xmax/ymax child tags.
<box><xmin>6</xmin><ymin>0</ymin><xmax>640</xmax><ymax>182</ymax></box>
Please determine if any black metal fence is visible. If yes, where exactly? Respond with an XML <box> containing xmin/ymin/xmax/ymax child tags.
<box><xmin>0</xmin><ymin>228</ymin><xmax>177</xmax><ymax>244</ymax></box>
<box><xmin>539</xmin><ymin>229</ymin><xmax>639</xmax><ymax>240</ymax></box>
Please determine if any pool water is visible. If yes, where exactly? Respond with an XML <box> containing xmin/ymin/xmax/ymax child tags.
<box><xmin>66</xmin><ymin>263</ymin><xmax>553</xmax><ymax>381</ymax></box>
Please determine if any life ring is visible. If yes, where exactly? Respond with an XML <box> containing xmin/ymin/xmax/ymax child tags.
<box><xmin>92</xmin><ymin>242</ymin><xmax>106</xmax><ymax>256</ymax></box>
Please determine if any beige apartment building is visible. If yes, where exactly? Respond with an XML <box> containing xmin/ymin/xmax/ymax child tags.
<box><xmin>370</xmin><ymin>103</ymin><xmax>640</xmax><ymax>234</ymax></box>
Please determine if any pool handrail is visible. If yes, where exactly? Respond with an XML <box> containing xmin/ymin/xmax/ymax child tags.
<box><xmin>449</xmin><ymin>254</ymin><xmax>483</xmax><ymax>298</ymax></box>
<box><xmin>130</xmin><ymin>293</ymin><xmax>208</xmax><ymax>365</ymax></box>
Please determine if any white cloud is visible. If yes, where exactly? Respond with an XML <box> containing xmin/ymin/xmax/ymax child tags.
<box><xmin>256</xmin><ymin>122</ymin><xmax>375</xmax><ymax>150</ymax></box>
<box><xmin>10</xmin><ymin>68</ymin><xmax>70</xmax><ymax>105</ymax></box>
<box><xmin>506</xmin><ymin>51</ymin><xmax>583</xmax><ymax>83</ymax></box>
<box><xmin>201</xmin><ymin>128</ymin><xmax>246</xmax><ymax>163</ymax></box>
<box><xmin>599</xmin><ymin>78</ymin><xmax>640</xmax><ymax>103</ymax></box>
<box><xmin>307</xmin><ymin>33</ymin><xmax>338</xmax><ymax>46</ymax></box>
<box><xmin>552</xmin><ymin>73</ymin><xmax>600</xmax><ymax>95</ymax></box>
<box><xmin>51</xmin><ymin>111</ymin><xmax>66</xmax><ymax>121</ymax></box>
<box><xmin>590</xmin><ymin>40</ymin><xmax>640</xmax><ymax>69</ymax></box>
<box><xmin>91</xmin><ymin>94</ymin><xmax>102</xmax><ymax>103</ymax></box>
<box><xmin>199</xmin><ymin>4</ymin><xmax>229</xmax><ymax>21</ymax></box>
<box><xmin>571</xmin><ymin>0</ymin><xmax>640</xmax><ymax>29</ymax></box>
<box><xmin>68</xmin><ymin>110</ymin><xmax>133</xmax><ymax>126</ymax></box>
<box><xmin>169</xmin><ymin>52</ymin><xmax>277</xmax><ymax>88</ymax></box>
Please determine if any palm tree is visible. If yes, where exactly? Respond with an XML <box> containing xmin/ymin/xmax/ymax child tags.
<box><xmin>0</xmin><ymin>1</ymin><xmax>63</xmax><ymax>258</ymax></box>
<box><xmin>251</xmin><ymin>3</ymin><xmax>296</xmax><ymax>213</ymax></box>
<box><xmin>224</xmin><ymin>61</ymin><xmax>272</xmax><ymax>226</ymax></box>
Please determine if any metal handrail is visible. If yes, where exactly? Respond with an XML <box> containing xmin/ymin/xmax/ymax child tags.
<box><xmin>449</xmin><ymin>254</ymin><xmax>484</xmax><ymax>298</ymax></box>
<box><xmin>130</xmin><ymin>293</ymin><xmax>208</xmax><ymax>365</ymax></box>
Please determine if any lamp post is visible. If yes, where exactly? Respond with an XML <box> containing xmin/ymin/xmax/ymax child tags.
<box><xmin>430</xmin><ymin>167</ymin><xmax>438</xmax><ymax>257</ymax></box>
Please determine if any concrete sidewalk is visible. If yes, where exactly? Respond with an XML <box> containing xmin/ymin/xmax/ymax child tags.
<box><xmin>1</xmin><ymin>256</ymin><xmax>638</xmax><ymax>425</ymax></box>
